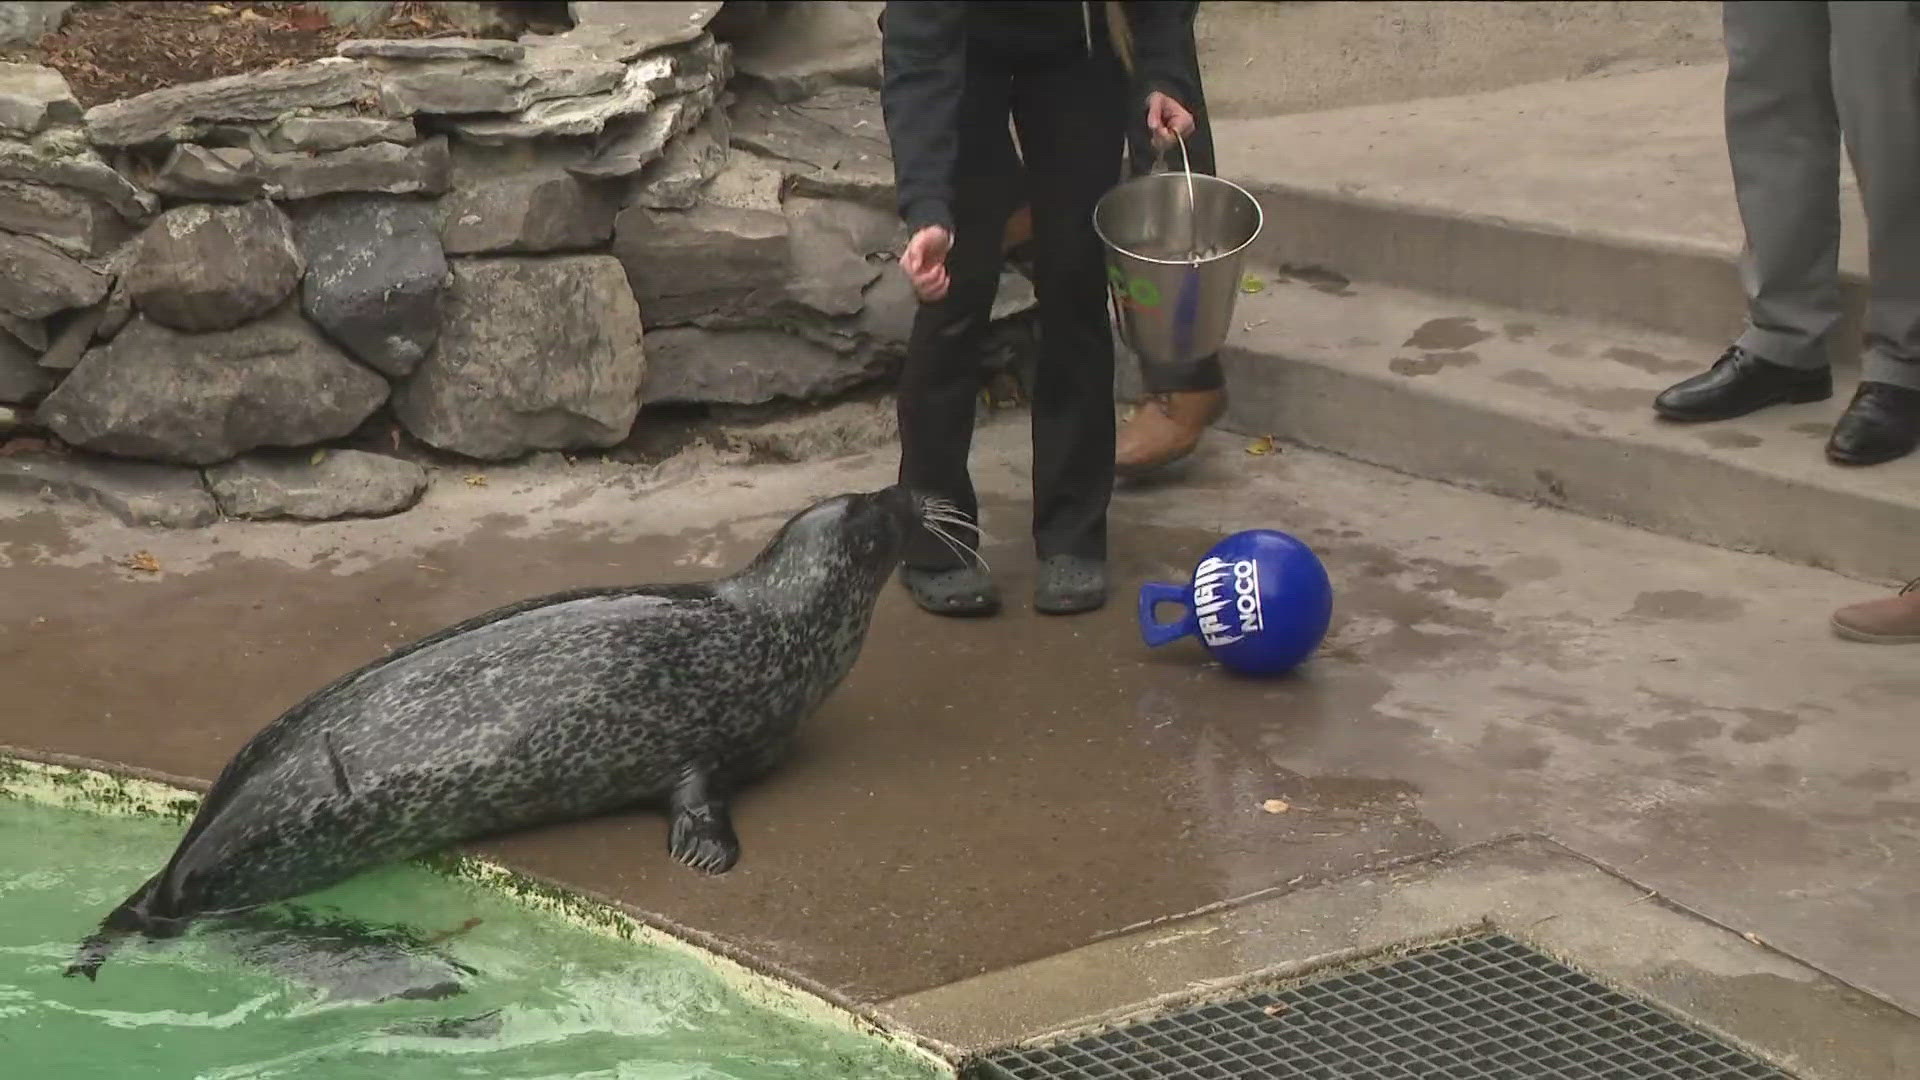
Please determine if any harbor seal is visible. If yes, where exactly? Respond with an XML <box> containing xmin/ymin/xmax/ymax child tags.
<box><xmin>68</xmin><ymin>484</ymin><xmax>977</xmax><ymax>980</ymax></box>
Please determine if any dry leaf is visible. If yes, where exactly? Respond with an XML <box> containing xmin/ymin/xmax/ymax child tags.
<box><xmin>237</xmin><ymin>8</ymin><xmax>265</xmax><ymax>21</ymax></box>
<box><xmin>309</xmin><ymin>448</ymin><xmax>326</xmax><ymax>465</ymax></box>
<box><xmin>1263</xmin><ymin>1003</ymin><xmax>1288</xmax><ymax>1016</ymax></box>
<box><xmin>463</xmin><ymin>474</ymin><xmax>488</xmax><ymax>487</ymax></box>
<box><xmin>207</xmin><ymin>3</ymin><xmax>235</xmax><ymax>14</ymax></box>
<box><xmin>1261</xmin><ymin>799</ymin><xmax>1290</xmax><ymax>814</ymax></box>
<box><xmin>1246</xmin><ymin>435</ymin><xmax>1278</xmax><ymax>456</ymax></box>
<box><xmin>123</xmin><ymin>551</ymin><xmax>161</xmax><ymax>573</ymax></box>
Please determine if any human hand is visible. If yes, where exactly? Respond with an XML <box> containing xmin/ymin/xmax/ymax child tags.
<box><xmin>900</xmin><ymin>225</ymin><xmax>952</xmax><ymax>302</ymax></box>
<box><xmin>1145</xmin><ymin>90</ymin><xmax>1195</xmax><ymax>152</ymax></box>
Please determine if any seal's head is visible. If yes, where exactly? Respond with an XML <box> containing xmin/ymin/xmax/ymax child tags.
<box><xmin>743</xmin><ymin>485</ymin><xmax>969</xmax><ymax>601</ymax></box>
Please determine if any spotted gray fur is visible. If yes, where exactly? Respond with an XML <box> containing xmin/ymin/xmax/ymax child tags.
<box><xmin>68</xmin><ymin>484</ymin><xmax>949</xmax><ymax>980</ymax></box>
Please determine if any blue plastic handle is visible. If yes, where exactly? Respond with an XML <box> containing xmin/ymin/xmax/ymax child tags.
<box><xmin>1137</xmin><ymin>581</ymin><xmax>1197</xmax><ymax>647</ymax></box>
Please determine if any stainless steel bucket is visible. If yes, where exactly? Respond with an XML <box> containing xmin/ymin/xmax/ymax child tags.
<box><xmin>1093</xmin><ymin>158</ymin><xmax>1263</xmax><ymax>369</ymax></box>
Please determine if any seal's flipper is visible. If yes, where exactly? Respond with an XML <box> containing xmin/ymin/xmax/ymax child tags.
<box><xmin>667</xmin><ymin>764</ymin><xmax>739</xmax><ymax>875</ymax></box>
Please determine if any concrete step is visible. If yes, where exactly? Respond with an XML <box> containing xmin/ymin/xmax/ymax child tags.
<box><xmin>1215</xmin><ymin>63</ymin><xmax>1871</xmax><ymax>362</ymax></box>
<box><xmin>1203</xmin><ymin>268</ymin><xmax>1920</xmax><ymax>585</ymax></box>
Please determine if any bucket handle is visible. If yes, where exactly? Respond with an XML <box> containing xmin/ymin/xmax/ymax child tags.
<box><xmin>1153</xmin><ymin>130</ymin><xmax>1200</xmax><ymax>264</ymax></box>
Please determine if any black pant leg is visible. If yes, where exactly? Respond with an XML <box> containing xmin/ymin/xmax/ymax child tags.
<box><xmin>896</xmin><ymin>63</ymin><xmax>1022</xmax><ymax>570</ymax></box>
<box><xmin>1011</xmin><ymin>47</ymin><xmax>1129</xmax><ymax>562</ymax></box>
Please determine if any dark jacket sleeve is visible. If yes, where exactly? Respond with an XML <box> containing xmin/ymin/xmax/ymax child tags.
<box><xmin>1122</xmin><ymin>1</ymin><xmax>1202</xmax><ymax>114</ymax></box>
<box><xmin>879</xmin><ymin>1</ymin><xmax>966</xmax><ymax>234</ymax></box>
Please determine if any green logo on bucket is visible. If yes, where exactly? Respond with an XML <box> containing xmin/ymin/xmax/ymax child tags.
<box><xmin>1107</xmin><ymin>265</ymin><xmax>1162</xmax><ymax>310</ymax></box>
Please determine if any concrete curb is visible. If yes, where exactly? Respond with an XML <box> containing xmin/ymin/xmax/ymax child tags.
<box><xmin>1197</xmin><ymin>273</ymin><xmax>1920</xmax><ymax>585</ymax></box>
<box><xmin>1234</xmin><ymin>179</ymin><xmax>1869</xmax><ymax>371</ymax></box>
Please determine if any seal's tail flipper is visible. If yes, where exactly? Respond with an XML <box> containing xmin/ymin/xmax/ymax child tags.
<box><xmin>65</xmin><ymin>873</ymin><xmax>167</xmax><ymax>981</ymax></box>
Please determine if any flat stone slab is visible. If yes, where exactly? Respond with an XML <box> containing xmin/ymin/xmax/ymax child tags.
<box><xmin>565</xmin><ymin>1</ymin><xmax>722</xmax><ymax>56</ymax></box>
<box><xmin>0</xmin><ymin>62</ymin><xmax>81</xmax><ymax>136</ymax></box>
<box><xmin>0</xmin><ymin>135</ymin><xmax>157</xmax><ymax>221</ymax></box>
<box><xmin>0</xmin><ymin>452</ymin><xmax>217</xmax><ymax>527</ymax></box>
<box><xmin>338</xmin><ymin>37</ymin><xmax>525</xmax><ymax>62</ymax></box>
<box><xmin>0</xmin><ymin>177</ymin><xmax>130</xmax><ymax>258</ymax></box>
<box><xmin>206</xmin><ymin>449</ymin><xmax>429</xmax><ymax>521</ymax></box>
<box><xmin>729</xmin><ymin>0</ymin><xmax>880</xmax><ymax>102</ymax></box>
<box><xmin>726</xmin><ymin>85</ymin><xmax>891</xmax><ymax>206</ymax></box>
<box><xmin>84</xmin><ymin>59</ymin><xmax>374</xmax><ymax>147</ymax></box>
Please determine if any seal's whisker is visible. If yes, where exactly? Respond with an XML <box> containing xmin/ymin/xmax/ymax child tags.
<box><xmin>924</xmin><ymin>527</ymin><xmax>975</xmax><ymax>571</ymax></box>
<box><xmin>924</xmin><ymin>518</ymin><xmax>990</xmax><ymax>572</ymax></box>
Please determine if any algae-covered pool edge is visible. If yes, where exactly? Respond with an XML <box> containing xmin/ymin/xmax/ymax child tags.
<box><xmin>0</xmin><ymin>751</ymin><xmax>960</xmax><ymax>1077</ymax></box>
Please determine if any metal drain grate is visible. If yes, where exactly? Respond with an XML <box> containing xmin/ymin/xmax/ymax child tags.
<box><xmin>971</xmin><ymin>933</ymin><xmax>1795</xmax><ymax>1079</ymax></box>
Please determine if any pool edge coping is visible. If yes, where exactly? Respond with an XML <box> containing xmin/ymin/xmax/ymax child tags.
<box><xmin>0</xmin><ymin>747</ymin><xmax>963</xmax><ymax>1076</ymax></box>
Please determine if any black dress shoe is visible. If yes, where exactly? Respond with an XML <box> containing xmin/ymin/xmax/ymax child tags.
<box><xmin>1827</xmin><ymin>381</ymin><xmax>1920</xmax><ymax>466</ymax></box>
<box><xmin>1652</xmin><ymin>346</ymin><xmax>1832</xmax><ymax>421</ymax></box>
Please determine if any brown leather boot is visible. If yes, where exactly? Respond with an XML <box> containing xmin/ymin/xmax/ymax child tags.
<box><xmin>1831</xmin><ymin>579</ymin><xmax>1920</xmax><ymax>643</ymax></box>
<box><xmin>1115</xmin><ymin>388</ymin><xmax>1226</xmax><ymax>476</ymax></box>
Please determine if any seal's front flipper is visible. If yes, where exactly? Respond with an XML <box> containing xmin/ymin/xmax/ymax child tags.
<box><xmin>668</xmin><ymin>764</ymin><xmax>739</xmax><ymax>875</ymax></box>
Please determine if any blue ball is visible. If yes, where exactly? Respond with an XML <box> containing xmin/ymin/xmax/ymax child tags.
<box><xmin>1137</xmin><ymin>529</ymin><xmax>1334</xmax><ymax>676</ymax></box>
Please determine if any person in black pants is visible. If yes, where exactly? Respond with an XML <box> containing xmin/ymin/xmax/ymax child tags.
<box><xmin>880</xmin><ymin>2</ymin><xmax>1200</xmax><ymax>617</ymax></box>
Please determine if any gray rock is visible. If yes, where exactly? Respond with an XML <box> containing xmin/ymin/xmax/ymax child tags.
<box><xmin>0</xmin><ymin>179</ymin><xmax>131</xmax><ymax>257</ymax></box>
<box><xmin>514</xmin><ymin>41</ymin><xmax>628</xmax><ymax>100</ymax></box>
<box><xmin>0</xmin><ymin>232</ymin><xmax>108</xmax><ymax>321</ymax></box>
<box><xmin>708</xmin><ymin>0</ymin><xmax>772</xmax><ymax>42</ymax></box>
<box><xmin>727</xmin><ymin>85</ymin><xmax>891</xmax><ymax>207</ymax></box>
<box><xmin>440</xmin><ymin>170</ymin><xmax>619</xmax><ymax>254</ymax></box>
<box><xmin>0</xmin><ymin>452</ymin><xmax>220</xmax><ymax>528</ymax></box>
<box><xmin>89</xmin><ymin>243</ymin><xmax>137</xmax><ymax>346</ymax></box>
<box><xmin>147</xmin><ymin>144</ymin><xmax>267</xmax><ymax>202</ymax></box>
<box><xmin>84</xmin><ymin>59</ymin><xmax>373</xmax><ymax>147</ymax></box>
<box><xmin>611</xmin><ymin>202</ymin><xmax>787</xmax><ymax>326</ymax></box>
<box><xmin>394</xmin><ymin>256</ymin><xmax>646</xmax><ymax>460</ymax></box>
<box><xmin>35</xmin><ymin>302</ymin><xmax>101</xmax><ymax>371</ymax></box>
<box><xmin>318</xmin><ymin>1</ymin><xmax>528</xmax><ymax>35</ymax></box>
<box><xmin>730</xmin><ymin>0</ymin><xmax>881</xmax><ymax>102</ymax></box>
<box><xmin>642</xmin><ymin>326</ymin><xmax>882</xmax><ymax>405</ymax></box>
<box><xmin>0</xmin><ymin>326</ymin><xmax>52</xmax><ymax>403</ymax></box>
<box><xmin>265</xmin><ymin>115</ymin><xmax>416</xmax><ymax>153</ymax></box>
<box><xmin>0</xmin><ymin>136</ymin><xmax>156</xmax><ymax>222</ymax></box>
<box><xmin>0</xmin><ymin>62</ymin><xmax>81</xmax><ymax>136</ymax></box>
<box><xmin>207</xmin><ymin>449</ymin><xmax>429</xmax><ymax>520</ymax></box>
<box><xmin>721</xmin><ymin>398</ymin><xmax>899</xmax><ymax>462</ymax></box>
<box><xmin>782</xmin><ymin>193</ymin><xmax>900</xmax><ymax>317</ymax></box>
<box><xmin>374</xmin><ymin>57</ymin><xmax>534</xmax><ymax>116</ymax></box>
<box><xmin>696</xmin><ymin>147</ymin><xmax>783</xmax><ymax>212</ymax></box>
<box><xmin>856</xmin><ymin>265</ymin><xmax>915</xmax><ymax>348</ymax></box>
<box><xmin>0</xmin><ymin>310</ymin><xmax>43</xmax><ymax>351</ymax></box>
<box><xmin>566</xmin><ymin>1</ymin><xmax>723</xmax><ymax>57</ymax></box>
<box><xmin>0</xmin><ymin>2</ymin><xmax>72</xmax><ymax>50</ymax></box>
<box><xmin>571</xmin><ymin>78</ymin><xmax>723</xmax><ymax>180</ymax></box>
<box><xmin>291</xmin><ymin>194</ymin><xmax>445</xmax><ymax>378</ymax></box>
<box><xmin>39</xmin><ymin>307</ymin><xmax>389</xmax><ymax>466</ymax></box>
<box><xmin>339</xmin><ymin>37</ymin><xmax>525</xmax><ymax>61</ymax></box>
<box><xmin>629</xmin><ymin>105</ymin><xmax>731</xmax><ymax>209</ymax></box>
<box><xmin>126</xmin><ymin>201</ymin><xmax>305</xmax><ymax>332</ymax></box>
<box><xmin>259</xmin><ymin>135</ymin><xmax>451</xmax><ymax>200</ymax></box>
<box><xmin>445</xmin><ymin>36</ymin><xmax>715</xmax><ymax>142</ymax></box>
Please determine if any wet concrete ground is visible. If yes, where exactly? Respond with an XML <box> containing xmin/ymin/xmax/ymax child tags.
<box><xmin>3</xmin><ymin>419</ymin><xmax>1917</xmax><ymax>1026</ymax></box>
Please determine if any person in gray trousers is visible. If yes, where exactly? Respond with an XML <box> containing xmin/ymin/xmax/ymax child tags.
<box><xmin>1653</xmin><ymin>2</ymin><xmax>1920</xmax><ymax>468</ymax></box>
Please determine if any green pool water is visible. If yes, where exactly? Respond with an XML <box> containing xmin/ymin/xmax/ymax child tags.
<box><xmin>0</xmin><ymin>799</ymin><xmax>944</xmax><ymax>1080</ymax></box>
